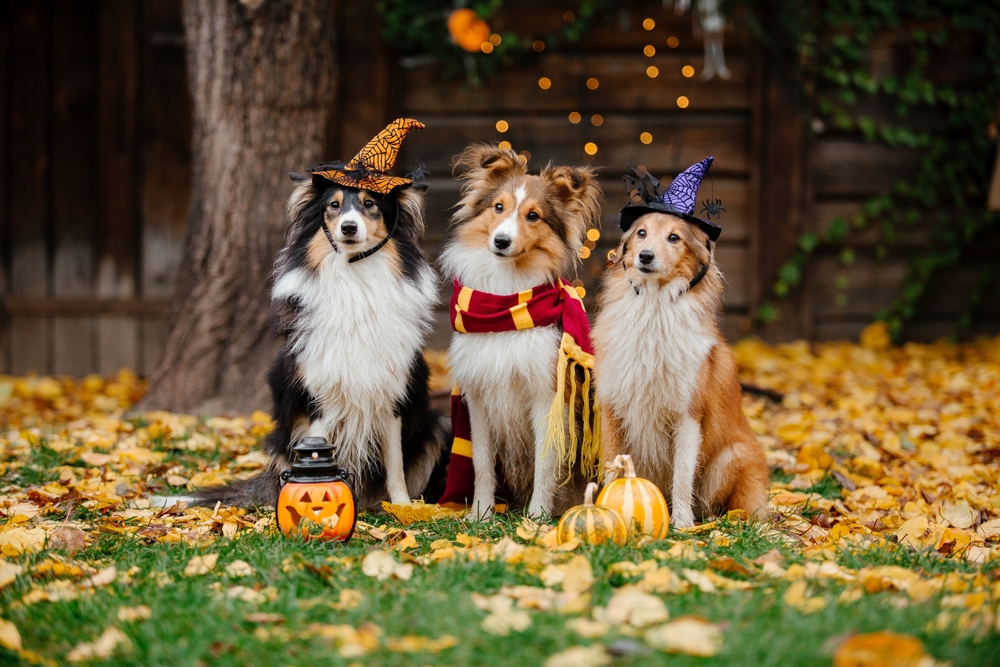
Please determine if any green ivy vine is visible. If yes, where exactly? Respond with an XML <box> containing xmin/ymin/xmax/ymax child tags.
<box><xmin>738</xmin><ymin>0</ymin><xmax>1000</xmax><ymax>340</ymax></box>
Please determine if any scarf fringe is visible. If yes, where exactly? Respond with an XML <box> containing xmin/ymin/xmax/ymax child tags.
<box><xmin>542</xmin><ymin>333</ymin><xmax>602</xmax><ymax>484</ymax></box>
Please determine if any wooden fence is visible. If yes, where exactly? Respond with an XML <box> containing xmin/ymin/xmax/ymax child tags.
<box><xmin>1</xmin><ymin>0</ymin><xmax>996</xmax><ymax>376</ymax></box>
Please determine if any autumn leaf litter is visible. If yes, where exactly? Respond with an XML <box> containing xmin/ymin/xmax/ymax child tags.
<box><xmin>0</xmin><ymin>329</ymin><xmax>999</xmax><ymax>663</ymax></box>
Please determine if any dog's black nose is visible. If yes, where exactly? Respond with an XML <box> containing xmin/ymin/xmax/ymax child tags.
<box><xmin>340</xmin><ymin>221</ymin><xmax>358</xmax><ymax>236</ymax></box>
<box><xmin>638</xmin><ymin>249</ymin><xmax>655</xmax><ymax>265</ymax></box>
<box><xmin>493</xmin><ymin>234</ymin><xmax>512</xmax><ymax>250</ymax></box>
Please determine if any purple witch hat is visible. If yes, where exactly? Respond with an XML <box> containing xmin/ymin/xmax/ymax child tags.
<box><xmin>618</xmin><ymin>156</ymin><xmax>722</xmax><ymax>241</ymax></box>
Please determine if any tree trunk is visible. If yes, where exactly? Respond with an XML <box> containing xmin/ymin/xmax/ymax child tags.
<box><xmin>140</xmin><ymin>0</ymin><xmax>336</xmax><ymax>414</ymax></box>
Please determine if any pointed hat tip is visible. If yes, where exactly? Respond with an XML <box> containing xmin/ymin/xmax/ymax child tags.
<box><xmin>659</xmin><ymin>156</ymin><xmax>715</xmax><ymax>216</ymax></box>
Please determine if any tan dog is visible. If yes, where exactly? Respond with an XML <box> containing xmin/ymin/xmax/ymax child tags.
<box><xmin>593</xmin><ymin>208</ymin><xmax>769</xmax><ymax>527</ymax></box>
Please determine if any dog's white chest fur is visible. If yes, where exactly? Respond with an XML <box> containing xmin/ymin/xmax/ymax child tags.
<box><xmin>273</xmin><ymin>253</ymin><xmax>436</xmax><ymax>468</ymax></box>
<box><xmin>449</xmin><ymin>326</ymin><xmax>560</xmax><ymax>410</ymax></box>
<box><xmin>596</xmin><ymin>286</ymin><xmax>716</xmax><ymax>439</ymax></box>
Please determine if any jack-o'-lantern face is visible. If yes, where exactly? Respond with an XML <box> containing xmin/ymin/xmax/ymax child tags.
<box><xmin>277</xmin><ymin>481</ymin><xmax>356</xmax><ymax>542</ymax></box>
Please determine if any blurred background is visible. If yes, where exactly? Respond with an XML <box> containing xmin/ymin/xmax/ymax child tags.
<box><xmin>1</xmin><ymin>0</ymin><xmax>998</xmax><ymax>383</ymax></box>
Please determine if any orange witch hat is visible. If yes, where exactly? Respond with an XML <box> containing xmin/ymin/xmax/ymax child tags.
<box><xmin>311</xmin><ymin>118</ymin><xmax>425</xmax><ymax>195</ymax></box>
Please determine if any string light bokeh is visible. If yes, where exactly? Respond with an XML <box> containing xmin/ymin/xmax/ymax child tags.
<box><xmin>481</xmin><ymin>8</ymin><xmax>704</xmax><ymax>289</ymax></box>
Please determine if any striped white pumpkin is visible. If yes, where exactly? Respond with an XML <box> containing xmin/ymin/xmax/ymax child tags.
<box><xmin>597</xmin><ymin>454</ymin><xmax>670</xmax><ymax>539</ymax></box>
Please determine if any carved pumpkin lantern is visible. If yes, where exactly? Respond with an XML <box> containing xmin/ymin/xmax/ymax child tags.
<box><xmin>276</xmin><ymin>437</ymin><xmax>356</xmax><ymax>542</ymax></box>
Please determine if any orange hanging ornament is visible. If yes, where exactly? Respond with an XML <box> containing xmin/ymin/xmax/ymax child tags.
<box><xmin>276</xmin><ymin>438</ymin><xmax>357</xmax><ymax>542</ymax></box>
<box><xmin>447</xmin><ymin>8</ymin><xmax>491</xmax><ymax>53</ymax></box>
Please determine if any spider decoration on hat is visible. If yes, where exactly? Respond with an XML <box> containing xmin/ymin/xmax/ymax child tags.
<box><xmin>700</xmin><ymin>198</ymin><xmax>727</xmax><ymax>220</ymax></box>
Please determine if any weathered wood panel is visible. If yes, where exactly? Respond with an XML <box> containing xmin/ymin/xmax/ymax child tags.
<box><xmin>398</xmin><ymin>114</ymin><xmax>749</xmax><ymax>177</ymax></box>
<box><xmin>97</xmin><ymin>0</ymin><xmax>142</xmax><ymax>373</ymax></box>
<box><xmin>494</xmin><ymin>4</ymin><xmax>751</xmax><ymax>52</ymax></box>
<box><xmin>405</xmin><ymin>53</ymin><xmax>750</xmax><ymax>114</ymax></box>
<box><xmin>811</xmin><ymin>139</ymin><xmax>919</xmax><ymax>198</ymax></box>
<box><xmin>9</xmin><ymin>2</ymin><xmax>52</xmax><ymax>373</ymax></box>
<box><xmin>51</xmin><ymin>0</ymin><xmax>100</xmax><ymax>374</ymax></box>
<box><xmin>0</xmin><ymin>3</ymin><xmax>10</xmax><ymax>371</ymax></box>
<box><xmin>141</xmin><ymin>1</ymin><xmax>190</xmax><ymax>301</ymax></box>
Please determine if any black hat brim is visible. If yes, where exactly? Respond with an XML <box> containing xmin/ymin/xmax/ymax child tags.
<box><xmin>618</xmin><ymin>203</ymin><xmax>722</xmax><ymax>242</ymax></box>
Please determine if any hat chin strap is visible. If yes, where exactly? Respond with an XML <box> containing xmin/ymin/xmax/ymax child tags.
<box><xmin>688</xmin><ymin>256</ymin><xmax>711</xmax><ymax>290</ymax></box>
<box><xmin>319</xmin><ymin>204</ymin><xmax>400</xmax><ymax>264</ymax></box>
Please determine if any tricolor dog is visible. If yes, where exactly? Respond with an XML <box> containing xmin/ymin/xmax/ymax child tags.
<box><xmin>436</xmin><ymin>144</ymin><xmax>604</xmax><ymax>519</ymax></box>
<box><xmin>593</xmin><ymin>158</ymin><xmax>769</xmax><ymax>527</ymax></box>
<box><xmin>199</xmin><ymin>119</ymin><xmax>449</xmax><ymax>510</ymax></box>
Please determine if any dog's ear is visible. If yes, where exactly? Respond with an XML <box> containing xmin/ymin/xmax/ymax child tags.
<box><xmin>289</xmin><ymin>171</ymin><xmax>309</xmax><ymax>183</ymax></box>
<box><xmin>542</xmin><ymin>165</ymin><xmax>604</xmax><ymax>250</ymax></box>
<box><xmin>395</xmin><ymin>186</ymin><xmax>426</xmax><ymax>237</ymax></box>
<box><xmin>452</xmin><ymin>143</ymin><xmax>529</xmax><ymax>182</ymax></box>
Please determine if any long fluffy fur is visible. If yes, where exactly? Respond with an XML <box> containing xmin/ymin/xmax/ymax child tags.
<box><xmin>441</xmin><ymin>144</ymin><xmax>603</xmax><ymax>518</ymax></box>
<box><xmin>593</xmin><ymin>212</ymin><xmax>769</xmax><ymax>527</ymax></box>
<box><xmin>198</xmin><ymin>175</ymin><xmax>450</xmax><ymax>509</ymax></box>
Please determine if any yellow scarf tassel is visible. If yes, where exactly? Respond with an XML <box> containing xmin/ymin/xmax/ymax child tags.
<box><xmin>542</xmin><ymin>333</ymin><xmax>602</xmax><ymax>484</ymax></box>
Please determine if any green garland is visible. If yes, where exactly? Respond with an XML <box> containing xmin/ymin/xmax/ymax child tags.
<box><xmin>376</xmin><ymin>0</ymin><xmax>621</xmax><ymax>85</ymax></box>
<box><xmin>737</xmin><ymin>0</ymin><xmax>1000</xmax><ymax>340</ymax></box>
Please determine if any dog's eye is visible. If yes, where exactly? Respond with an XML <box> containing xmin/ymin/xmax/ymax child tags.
<box><xmin>668</xmin><ymin>233</ymin><xmax>680</xmax><ymax>243</ymax></box>
<box><xmin>526</xmin><ymin>211</ymin><xmax>539</xmax><ymax>222</ymax></box>
<box><xmin>637</xmin><ymin>229</ymin><xmax>646</xmax><ymax>239</ymax></box>
<box><xmin>364</xmin><ymin>199</ymin><xmax>375</xmax><ymax>209</ymax></box>
<box><xmin>329</xmin><ymin>200</ymin><xmax>339</xmax><ymax>209</ymax></box>
<box><xmin>494</xmin><ymin>203</ymin><xmax>503</xmax><ymax>213</ymax></box>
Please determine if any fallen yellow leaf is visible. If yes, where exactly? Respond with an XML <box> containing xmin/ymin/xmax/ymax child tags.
<box><xmin>645</xmin><ymin>616</ymin><xmax>723</xmax><ymax>656</ymax></box>
<box><xmin>184</xmin><ymin>554</ymin><xmax>218</xmax><ymax>576</ymax></box>
<box><xmin>833</xmin><ymin>631</ymin><xmax>927</xmax><ymax>667</ymax></box>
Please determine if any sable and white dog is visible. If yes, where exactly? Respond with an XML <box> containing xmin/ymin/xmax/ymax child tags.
<box><xmin>200</xmin><ymin>121</ymin><xmax>449</xmax><ymax>510</ymax></box>
<box><xmin>440</xmin><ymin>145</ymin><xmax>603</xmax><ymax>519</ymax></box>
<box><xmin>593</xmin><ymin>160</ymin><xmax>769</xmax><ymax>527</ymax></box>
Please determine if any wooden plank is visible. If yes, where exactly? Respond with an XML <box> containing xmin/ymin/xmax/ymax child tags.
<box><xmin>53</xmin><ymin>318</ymin><xmax>94</xmax><ymax>376</ymax></box>
<box><xmin>0</xmin><ymin>2</ymin><xmax>10</xmax><ymax>372</ymax></box>
<box><xmin>3</xmin><ymin>297</ymin><xmax>170</xmax><ymax>317</ymax></box>
<box><xmin>492</xmin><ymin>3</ymin><xmax>751</xmax><ymax>52</ymax></box>
<box><xmin>716</xmin><ymin>243</ymin><xmax>748</xmax><ymax>309</ymax></box>
<box><xmin>810</xmin><ymin>255</ymin><xmax>907</xmax><ymax>317</ymax></box>
<box><xmin>141</xmin><ymin>0</ymin><xmax>191</xmax><ymax>299</ymax></box>
<box><xmin>10</xmin><ymin>318</ymin><xmax>48</xmax><ymax>375</ymax></box>
<box><xmin>98</xmin><ymin>0</ymin><xmax>142</xmax><ymax>373</ymax></box>
<box><xmin>329</xmin><ymin>0</ymin><xmax>392</xmax><ymax>158</ymax></box>
<box><xmin>139</xmin><ymin>316</ymin><xmax>167</xmax><ymax>377</ymax></box>
<box><xmin>405</xmin><ymin>53</ymin><xmax>750</xmax><ymax>115</ymax></box>
<box><xmin>98</xmin><ymin>316</ymin><xmax>138</xmax><ymax>374</ymax></box>
<box><xmin>754</xmin><ymin>53</ymin><xmax>809</xmax><ymax>342</ymax></box>
<box><xmin>397</xmin><ymin>114</ymin><xmax>750</xmax><ymax>177</ymax></box>
<box><xmin>811</xmin><ymin>139</ymin><xmax>919</xmax><ymax>198</ymax></box>
<box><xmin>9</xmin><ymin>1</ymin><xmax>52</xmax><ymax>373</ymax></box>
<box><xmin>51</xmin><ymin>0</ymin><xmax>100</xmax><ymax>374</ymax></box>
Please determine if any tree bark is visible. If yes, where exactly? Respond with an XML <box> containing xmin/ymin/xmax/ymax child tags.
<box><xmin>140</xmin><ymin>0</ymin><xmax>336</xmax><ymax>414</ymax></box>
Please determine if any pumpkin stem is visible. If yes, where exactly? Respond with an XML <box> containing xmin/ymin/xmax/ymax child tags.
<box><xmin>584</xmin><ymin>482</ymin><xmax>598</xmax><ymax>507</ymax></box>
<box><xmin>620</xmin><ymin>454</ymin><xmax>636</xmax><ymax>478</ymax></box>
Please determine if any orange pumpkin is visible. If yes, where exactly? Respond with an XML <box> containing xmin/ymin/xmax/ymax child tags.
<box><xmin>447</xmin><ymin>8</ymin><xmax>491</xmax><ymax>53</ymax></box>
<box><xmin>557</xmin><ymin>482</ymin><xmax>628</xmax><ymax>546</ymax></box>
<box><xmin>276</xmin><ymin>438</ymin><xmax>356</xmax><ymax>542</ymax></box>
<box><xmin>597</xmin><ymin>454</ymin><xmax>669</xmax><ymax>539</ymax></box>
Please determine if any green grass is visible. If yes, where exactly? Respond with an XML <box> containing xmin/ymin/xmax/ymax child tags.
<box><xmin>3</xmin><ymin>512</ymin><xmax>999</xmax><ymax>667</ymax></box>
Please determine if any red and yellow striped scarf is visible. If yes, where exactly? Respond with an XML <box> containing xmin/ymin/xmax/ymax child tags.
<box><xmin>438</xmin><ymin>278</ymin><xmax>601</xmax><ymax>509</ymax></box>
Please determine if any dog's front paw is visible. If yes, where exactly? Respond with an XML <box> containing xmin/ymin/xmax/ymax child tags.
<box><xmin>388</xmin><ymin>496</ymin><xmax>413</xmax><ymax>506</ymax></box>
<box><xmin>671</xmin><ymin>509</ymin><xmax>696</xmax><ymax>529</ymax></box>
<box><xmin>526</xmin><ymin>501</ymin><xmax>551</xmax><ymax>521</ymax></box>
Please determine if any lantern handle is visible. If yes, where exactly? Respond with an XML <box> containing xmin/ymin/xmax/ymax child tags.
<box><xmin>279</xmin><ymin>470</ymin><xmax>292</xmax><ymax>485</ymax></box>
